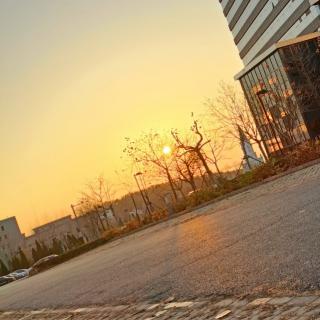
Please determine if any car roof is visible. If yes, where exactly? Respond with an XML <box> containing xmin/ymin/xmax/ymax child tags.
<box><xmin>33</xmin><ymin>254</ymin><xmax>58</xmax><ymax>266</ymax></box>
<box><xmin>13</xmin><ymin>269</ymin><xmax>27</xmax><ymax>272</ymax></box>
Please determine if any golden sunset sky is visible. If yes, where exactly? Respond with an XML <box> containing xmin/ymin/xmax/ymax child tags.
<box><xmin>0</xmin><ymin>0</ymin><xmax>243</xmax><ymax>234</ymax></box>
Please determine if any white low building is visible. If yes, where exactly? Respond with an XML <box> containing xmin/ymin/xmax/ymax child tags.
<box><xmin>0</xmin><ymin>217</ymin><xmax>25</xmax><ymax>269</ymax></box>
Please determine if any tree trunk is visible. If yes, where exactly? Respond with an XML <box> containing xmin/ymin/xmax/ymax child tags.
<box><xmin>257</xmin><ymin>140</ymin><xmax>268</xmax><ymax>161</ymax></box>
<box><xmin>189</xmin><ymin>179</ymin><xmax>197</xmax><ymax>192</ymax></box>
<box><xmin>197</xmin><ymin>151</ymin><xmax>215</xmax><ymax>184</ymax></box>
<box><xmin>166</xmin><ymin>169</ymin><xmax>178</xmax><ymax>201</ymax></box>
<box><xmin>214</xmin><ymin>161</ymin><xmax>222</xmax><ymax>176</ymax></box>
<box><xmin>185</xmin><ymin>166</ymin><xmax>197</xmax><ymax>191</ymax></box>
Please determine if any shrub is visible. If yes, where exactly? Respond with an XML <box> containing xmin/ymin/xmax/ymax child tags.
<box><xmin>277</xmin><ymin>141</ymin><xmax>320</xmax><ymax>169</ymax></box>
<box><xmin>186</xmin><ymin>188</ymin><xmax>223</xmax><ymax>207</ymax></box>
<box><xmin>122</xmin><ymin>219</ymin><xmax>141</xmax><ymax>232</ymax></box>
<box><xmin>151</xmin><ymin>209</ymin><xmax>168</xmax><ymax>221</ymax></box>
<box><xmin>233</xmin><ymin>171</ymin><xmax>255</xmax><ymax>188</ymax></box>
<box><xmin>173</xmin><ymin>200</ymin><xmax>188</xmax><ymax>213</ymax></box>
<box><xmin>102</xmin><ymin>228</ymin><xmax>122</xmax><ymax>240</ymax></box>
<box><xmin>170</xmin><ymin>142</ymin><xmax>320</xmax><ymax>214</ymax></box>
<box><xmin>251</xmin><ymin>161</ymin><xmax>278</xmax><ymax>181</ymax></box>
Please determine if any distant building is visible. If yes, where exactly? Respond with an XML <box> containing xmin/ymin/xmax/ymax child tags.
<box><xmin>75</xmin><ymin>212</ymin><xmax>104</xmax><ymax>242</ymax></box>
<box><xmin>128</xmin><ymin>209</ymin><xmax>145</xmax><ymax>221</ymax></box>
<box><xmin>1</xmin><ymin>204</ymin><xmax>127</xmax><ymax>266</ymax></box>
<box><xmin>0</xmin><ymin>217</ymin><xmax>25</xmax><ymax>268</ymax></box>
<box><xmin>24</xmin><ymin>215</ymin><xmax>83</xmax><ymax>259</ymax></box>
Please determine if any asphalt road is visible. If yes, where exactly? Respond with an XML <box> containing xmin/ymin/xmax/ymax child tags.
<box><xmin>1</xmin><ymin>164</ymin><xmax>320</xmax><ymax>311</ymax></box>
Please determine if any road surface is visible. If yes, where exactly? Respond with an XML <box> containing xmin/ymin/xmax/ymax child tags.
<box><xmin>1</xmin><ymin>164</ymin><xmax>320</xmax><ymax>311</ymax></box>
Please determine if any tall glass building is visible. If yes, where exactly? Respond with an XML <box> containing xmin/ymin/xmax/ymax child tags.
<box><xmin>220</xmin><ymin>0</ymin><xmax>320</xmax><ymax>155</ymax></box>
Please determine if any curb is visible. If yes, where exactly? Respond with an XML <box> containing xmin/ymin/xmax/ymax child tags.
<box><xmin>68</xmin><ymin>157</ymin><xmax>320</xmax><ymax>249</ymax></box>
<box><xmin>165</xmin><ymin>157</ymin><xmax>320</xmax><ymax>220</ymax></box>
<box><xmin>32</xmin><ymin>158</ymin><xmax>320</xmax><ymax>273</ymax></box>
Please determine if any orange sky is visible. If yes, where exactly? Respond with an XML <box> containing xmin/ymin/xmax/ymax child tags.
<box><xmin>0</xmin><ymin>0</ymin><xmax>243</xmax><ymax>234</ymax></box>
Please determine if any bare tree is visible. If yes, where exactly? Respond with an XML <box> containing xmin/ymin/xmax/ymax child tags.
<box><xmin>284</xmin><ymin>38</ymin><xmax>320</xmax><ymax>112</ymax></box>
<box><xmin>171</xmin><ymin>120</ymin><xmax>215</xmax><ymax>184</ymax></box>
<box><xmin>201</xmin><ymin>124</ymin><xmax>226</xmax><ymax>176</ymax></box>
<box><xmin>261</xmin><ymin>86</ymin><xmax>308</xmax><ymax>148</ymax></box>
<box><xmin>123</xmin><ymin>132</ymin><xmax>179</xmax><ymax>201</ymax></box>
<box><xmin>207</xmin><ymin>82</ymin><xmax>268</xmax><ymax>160</ymax></box>
<box><xmin>80</xmin><ymin>175</ymin><xmax>120</xmax><ymax>230</ymax></box>
<box><xmin>280</xmin><ymin>39</ymin><xmax>320</xmax><ymax>139</ymax></box>
<box><xmin>174</xmin><ymin>150</ymin><xmax>200</xmax><ymax>192</ymax></box>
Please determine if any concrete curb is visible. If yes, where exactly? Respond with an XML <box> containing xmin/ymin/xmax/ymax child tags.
<box><xmin>161</xmin><ymin>157</ymin><xmax>320</xmax><ymax>222</ymax></box>
<box><xmin>78</xmin><ymin>157</ymin><xmax>320</xmax><ymax>247</ymax></box>
<box><xmin>33</xmin><ymin>158</ymin><xmax>320</xmax><ymax>273</ymax></box>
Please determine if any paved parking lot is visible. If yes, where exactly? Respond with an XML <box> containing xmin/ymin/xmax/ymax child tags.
<box><xmin>1</xmin><ymin>163</ymin><xmax>320</xmax><ymax>316</ymax></box>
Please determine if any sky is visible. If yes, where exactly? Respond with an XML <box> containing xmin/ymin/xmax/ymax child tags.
<box><xmin>0</xmin><ymin>0</ymin><xmax>243</xmax><ymax>234</ymax></box>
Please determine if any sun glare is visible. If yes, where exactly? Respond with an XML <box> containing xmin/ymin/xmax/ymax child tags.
<box><xmin>162</xmin><ymin>146</ymin><xmax>172</xmax><ymax>155</ymax></box>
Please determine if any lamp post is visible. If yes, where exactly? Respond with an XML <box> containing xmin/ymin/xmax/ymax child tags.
<box><xmin>70</xmin><ymin>201</ymin><xmax>85</xmax><ymax>239</ymax></box>
<box><xmin>134</xmin><ymin>172</ymin><xmax>152</xmax><ymax>217</ymax></box>
<box><xmin>94</xmin><ymin>205</ymin><xmax>107</xmax><ymax>232</ymax></box>
<box><xmin>256</xmin><ymin>89</ymin><xmax>283</xmax><ymax>154</ymax></box>
<box><xmin>71</xmin><ymin>200</ymin><xmax>106</xmax><ymax>236</ymax></box>
<box><xmin>70</xmin><ymin>203</ymin><xmax>79</xmax><ymax>219</ymax></box>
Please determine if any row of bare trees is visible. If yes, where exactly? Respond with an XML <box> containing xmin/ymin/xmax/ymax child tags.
<box><xmin>118</xmin><ymin>83</ymin><xmax>277</xmax><ymax>210</ymax></box>
<box><xmin>124</xmin><ymin>125</ymin><xmax>210</xmax><ymax>197</ymax></box>
<box><xmin>73</xmin><ymin>83</ymin><xmax>274</xmax><ymax>225</ymax></box>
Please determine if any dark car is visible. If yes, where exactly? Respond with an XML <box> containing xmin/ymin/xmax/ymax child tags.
<box><xmin>30</xmin><ymin>255</ymin><xmax>59</xmax><ymax>275</ymax></box>
<box><xmin>0</xmin><ymin>275</ymin><xmax>15</xmax><ymax>287</ymax></box>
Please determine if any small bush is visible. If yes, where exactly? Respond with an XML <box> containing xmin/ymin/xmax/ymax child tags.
<box><xmin>151</xmin><ymin>209</ymin><xmax>168</xmax><ymax>221</ymax></box>
<box><xmin>120</xmin><ymin>219</ymin><xmax>141</xmax><ymax>233</ymax></box>
<box><xmin>234</xmin><ymin>171</ymin><xmax>255</xmax><ymax>188</ymax></box>
<box><xmin>173</xmin><ymin>200</ymin><xmax>188</xmax><ymax>212</ymax></box>
<box><xmin>102</xmin><ymin>228</ymin><xmax>122</xmax><ymax>240</ymax></box>
<box><xmin>186</xmin><ymin>188</ymin><xmax>223</xmax><ymax>207</ymax></box>
<box><xmin>276</xmin><ymin>141</ymin><xmax>320</xmax><ymax>169</ymax></box>
<box><xmin>251</xmin><ymin>161</ymin><xmax>278</xmax><ymax>181</ymax></box>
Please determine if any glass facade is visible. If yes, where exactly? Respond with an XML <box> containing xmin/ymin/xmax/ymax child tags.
<box><xmin>280</xmin><ymin>37</ymin><xmax>320</xmax><ymax>139</ymax></box>
<box><xmin>239</xmin><ymin>36</ymin><xmax>320</xmax><ymax>156</ymax></box>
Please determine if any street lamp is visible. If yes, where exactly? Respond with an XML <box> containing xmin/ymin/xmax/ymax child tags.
<box><xmin>70</xmin><ymin>201</ymin><xmax>85</xmax><ymax>238</ymax></box>
<box><xmin>71</xmin><ymin>200</ymin><xmax>106</xmax><ymax>235</ymax></box>
<box><xmin>134</xmin><ymin>172</ymin><xmax>152</xmax><ymax>217</ymax></box>
<box><xmin>93</xmin><ymin>205</ymin><xmax>107</xmax><ymax>231</ymax></box>
<box><xmin>70</xmin><ymin>201</ymin><xmax>84</xmax><ymax>219</ymax></box>
<box><xmin>256</xmin><ymin>89</ymin><xmax>283</xmax><ymax>154</ymax></box>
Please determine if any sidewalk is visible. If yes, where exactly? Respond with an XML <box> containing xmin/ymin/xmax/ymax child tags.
<box><xmin>2</xmin><ymin>295</ymin><xmax>320</xmax><ymax>319</ymax></box>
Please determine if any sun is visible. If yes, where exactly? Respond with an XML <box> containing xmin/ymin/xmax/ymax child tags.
<box><xmin>162</xmin><ymin>146</ymin><xmax>172</xmax><ymax>155</ymax></box>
